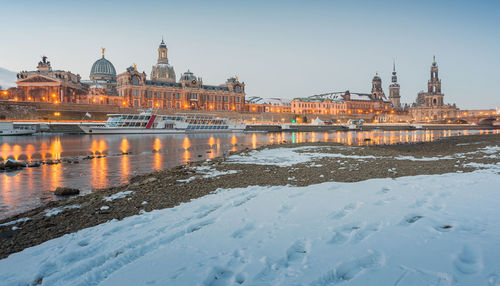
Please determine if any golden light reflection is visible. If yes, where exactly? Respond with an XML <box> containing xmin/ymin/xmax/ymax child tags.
<box><xmin>12</xmin><ymin>145</ymin><xmax>22</xmax><ymax>161</ymax></box>
<box><xmin>251</xmin><ymin>133</ymin><xmax>257</xmax><ymax>149</ymax></box>
<box><xmin>26</xmin><ymin>144</ymin><xmax>35</xmax><ymax>161</ymax></box>
<box><xmin>231</xmin><ymin>135</ymin><xmax>237</xmax><ymax>152</ymax></box>
<box><xmin>1</xmin><ymin>143</ymin><xmax>11</xmax><ymax>161</ymax></box>
<box><xmin>120</xmin><ymin>137</ymin><xmax>130</xmax><ymax>153</ymax></box>
<box><xmin>153</xmin><ymin>138</ymin><xmax>162</xmax><ymax>170</ymax></box>
<box><xmin>121</xmin><ymin>154</ymin><xmax>130</xmax><ymax>185</ymax></box>
<box><xmin>49</xmin><ymin>137</ymin><xmax>62</xmax><ymax>160</ymax></box>
<box><xmin>183</xmin><ymin>137</ymin><xmax>191</xmax><ymax>163</ymax></box>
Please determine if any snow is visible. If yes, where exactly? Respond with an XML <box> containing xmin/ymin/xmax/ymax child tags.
<box><xmin>178</xmin><ymin>166</ymin><xmax>239</xmax><ymax>183</ymax></box>
<box><xmin>0</xmin><ymin>217</ymin><xmax>30</xmax><ymax>227</ymax></box>
<box><xmin>100</xmin><ymin>206</ymin><xmax>110</xmax><ymax>211</ymax></box>
<box><xmin>44</xmin><ymin>205</ymin><xmax>81</xmax><ymax>217</ymax></box>
<box><xmin>227</xmin><ymin>146</ymin><xmax>375</xmax><ymax>167</ymax></box>
<box><xmin>102</xmin><ymin>191</ymin><xmax>135</xmax><ymax>202</ymax></box>
<box><xmin>1</xmin><ymin>165</ymin><xmax>500</xmax><ymax>285</ymax></box>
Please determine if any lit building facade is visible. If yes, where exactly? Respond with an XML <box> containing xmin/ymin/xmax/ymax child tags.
<box><xmin>409</xmin><ymin>56</ymin><xmax>459</xmax><ymax>122</ymax></box>
<box><xmin>15</xmin><ymin>56</ymin><xmax>87</xmax><ymax>103</ymax></box>
<box><xmin>292</xmin><ymin>74</ymin><xmax>393</xmax><ymax>115</ymax></box>
<box><xmin>115</xmin><ymin>40</ymin><xmax>246</xmax><ymax>111</ymax></box>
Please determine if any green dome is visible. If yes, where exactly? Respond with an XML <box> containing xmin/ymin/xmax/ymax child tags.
<box><xmin>90</xmin><ymin>56</ymin><xmax>116</xmax><ymax>77</ymax></box>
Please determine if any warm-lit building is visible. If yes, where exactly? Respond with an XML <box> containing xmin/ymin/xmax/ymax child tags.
<box><xmin>291</xmin><ymin>97</ymin><xmax>346</xmax><ymax>115</ymax></box>
<box><xmin>15</xmin><ymin>56</ymin><xmax>87</xmax><ymax>103</ymax></box>
<box><xmin>409</xmin><ymin>56</ymin><xmax>459</xmax><ymax>122</ymax></box>
<box><xmin>246</xmin><ymin>97</ymin><xmax>291</xmax><ymax>113</ymax></box>
<box><xmin>292</xmin><ymin>74</ymin><xmax>393</xmax><ymax>115</ymax></box>
<box><xmin>116</xmin><ymin>40</ymin><xmax>245</xmax><ymax>111</ymax></box>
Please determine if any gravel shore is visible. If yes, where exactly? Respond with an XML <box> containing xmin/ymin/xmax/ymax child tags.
<box><xmin>1</xmin><ymin>134</ymin><xmax>499</xmax><ymax>259</ymax></box>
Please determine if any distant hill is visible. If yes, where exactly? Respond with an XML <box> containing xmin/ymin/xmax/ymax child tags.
<box><xmin>0</xmin><ymin>67</ymin><xmax>17</xmax><ymax>89</ymax></box>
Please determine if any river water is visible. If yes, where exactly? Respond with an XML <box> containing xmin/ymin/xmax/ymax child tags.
<box><xmin>0</xmin><ymin>129</ymin><xmax>497</xmax><ymax>219</ymax></box>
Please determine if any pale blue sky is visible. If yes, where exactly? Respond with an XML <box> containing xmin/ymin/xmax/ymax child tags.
<box><xmin>0</xmin><ymin>0</ymin><xmax>499</xmax><ymax>109</ymax></box>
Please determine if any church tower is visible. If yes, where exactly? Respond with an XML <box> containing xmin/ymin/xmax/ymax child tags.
<box><xmin>388</xmin><ymin>59</ymin><xmax>401</xmax><ymax>109</ymax></box>
<box><xmin>151</xmin><ymin>38</ymin><xmax>176</xmax><ymax>82</ymax></box>
<box><xmin>371</xmin><ymin>72</ymin><xmax>386</xmax><ymax>100</ymax></box>
<box><xmin>425</xmin><ymin>55</ymin><xmax>444</xmax><ymax>107</ymax></box>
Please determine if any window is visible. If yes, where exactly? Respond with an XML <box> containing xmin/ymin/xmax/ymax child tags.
<box><xmin>134</xmin><ymin>99</ymin><xmax>139</xmax><ymax>107</ymax></box>
<box><xmin>131</xmin><ymin>76</ymin><xmax>139</xmax><ymax>85</ymax></box>
<box><xmin>176</xmin><ymin>102</ymin><xmax>180</xmax><ymax>109</ymax></box>
<box><xmin>223</xmin><ymin>96</ymin><xmax>228</xmax><ymax>102</ymax></box>
<box><xmin>157</xmin><ymin>92</ymin><xmax>162</xmax><ymax>99</ymax></box>
<box><xmin>175</xmin><ymin>93</ymin><xmax>180</xmax><ymax>100</ymax></box>
<box><xmin>168</xmin><ymin>102</ymin><xmax>171</xmax><ymax>108</ymax></box>
<box><xmin>148</xmin><ymin>101</ymin><xmax>152</xmax><ymax>107</ymax></box>
<box><xmin>147</xmin><ymin>91</ymin><xmax>152</xmax><ymax>99</ymax></box>
<box><xmin>166</xmin><ymin>92</ymin><xmax>171</xmax><ymax>100</ymax></box>
<box><xmin>217</xmin><ymin>96</ymin><xmax>221</xmax><ymax>101</ymax></box>
<box><xmin>133</xmin><ymin>90</ymin><xmax>139</xmax><ymax>97</ymax></box>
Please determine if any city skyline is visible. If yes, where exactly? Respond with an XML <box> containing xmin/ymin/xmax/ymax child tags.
<box><xmin>1</xmin><ymin>0</ymin><xmax>499</xmax><ymax>109</ymax></box>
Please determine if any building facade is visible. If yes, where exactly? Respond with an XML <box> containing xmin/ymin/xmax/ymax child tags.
<box><xmin>409</xmin><ymin>57</ymin><xmax>459</xmax><ymax>122</ymax></box>
<box><xmin>15</xmin><ymin>56</ymin><xmax>87</xmax><ymax>103</ymax></box>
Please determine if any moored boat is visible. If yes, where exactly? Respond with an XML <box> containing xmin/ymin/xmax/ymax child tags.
<box><xmin>0</xmin><ymin>121</ymin><xmax>36</xmax><ymax>136</ymax></box>
<box><xmin>79</xmin><ymin>111</ymin><xmax>246</xmax><ymax>134</ymax></box>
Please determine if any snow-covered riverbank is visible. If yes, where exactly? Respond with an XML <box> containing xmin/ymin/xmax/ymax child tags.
<box><xmin>1</xmin><ymin>159</ymin><xmax>500</xmax><ymax>285</ymax></box>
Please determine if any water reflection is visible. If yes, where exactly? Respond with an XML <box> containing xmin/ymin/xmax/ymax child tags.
<box><xmin>0</xmin><ymin>129</ymin><xmax>499</xmax><ymax>219</ymax></box>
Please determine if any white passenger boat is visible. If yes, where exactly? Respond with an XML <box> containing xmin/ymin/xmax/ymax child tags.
<box><xmin>0</xmin><ymin>121</ymin><xmax>36</xmax><ymax>136</ymax></box>
<box><xmin>79</xmin><ymin>111</ymin><xmax>246</xmax><ymax>134</ymax></box>
<box><xmin>182</xmin><ymin>113</ymin><xmax>246</xmax><ymax>133</ymax></box>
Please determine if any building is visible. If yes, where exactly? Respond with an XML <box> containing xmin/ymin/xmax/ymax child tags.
<box><xmin>291</xmin><ymin>97</ymin><xmax>346</xmax><ymax>115</ymax></box>
<box><xmin>87</xmin><ymin>48</ymin><xmax>117</xmax><ymax>94</ymax></box>
<box><xmin>388</xmin><ymin>60</ymin><xmax>401</xmax><ymax>109</ymax></box>
<box><xmin>150</xmin><ymin>38</ymin><xmax>176</xmax><ymax>83</ymax></box>
<box><xmin>116</xmin><ymin>39</ymin><xmax>245</xmax><ymax>111</ymax></box>
<box><xmin>292</xmin><ymin>74</ymin><xmax>393</xmax><ymax>116</ymax></box>
<box><xmin>409</xmin><ymin>56</ymin><xmax>459</xmax><ymax>122</ymax></box>
<box><xmin>15</xmin><ymin>56</ymin><xmax>87</xmax><ymax>103</ymax></box>
<box><xmin>246</xmin><ymin>97</ymin><xmax>292</xmax><ymax>113</ymax></box>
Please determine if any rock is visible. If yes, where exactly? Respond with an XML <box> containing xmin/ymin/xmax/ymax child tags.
<box><xmin>28</xmin><ymin>161</ymin><xmax>41</xmax><ymax>168</ymax></box>
<box><xmin>54</xmin><ymin>187</ymin><xmax>80</xmax><ymax>196</ymax></box>
<box><xmin>4</xmin><ymin>159</ymin><xmax>26</xmax><ymax>169</ymax></box>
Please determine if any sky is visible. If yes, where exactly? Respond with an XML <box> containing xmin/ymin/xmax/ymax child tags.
<box><xmin>0</xmin><ymin>0</ymin><xmax>499</xmax><ymax>109</ymax></box>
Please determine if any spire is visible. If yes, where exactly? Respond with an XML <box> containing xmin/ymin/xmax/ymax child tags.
<box><xmin>101</xmin><ymin>47</ymin><xmax>105</xmax><ymax>58</ymax></box>
<box><xmin>432</xmin><ymin>55</ymin><xmax>437</xmax><ymax>66</ymax></box>
<box><xmin>160</xmin><ymin>37</ymin><xmax>167</xmax><ymax>48</ymax></box>
<box><xmin>393</xmin><ymin>58</ymin><xmax>395</xmax><ymax>72</ymax></box>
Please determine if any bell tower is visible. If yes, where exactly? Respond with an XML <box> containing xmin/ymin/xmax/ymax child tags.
<box><xmin>425</xmin><ymin>55</ymin><xmax>444</xmax><ymax>107</ymax></box>
<box><xmin>388</xmin><ymin>59</ymin><xmax>401</xmax><ymax>109</ymax></box>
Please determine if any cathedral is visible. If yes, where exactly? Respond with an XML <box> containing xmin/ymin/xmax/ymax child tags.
<box><xmin>409</xmin><ymin>56</ymin><xmax>458</xmax><ymax>122</ymax></box>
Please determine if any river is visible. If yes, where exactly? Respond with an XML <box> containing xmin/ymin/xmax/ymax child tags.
<box><xmin>0</xmin><ymin>129</ymin><xmax>498</xmax><ymax>219</ymax></box>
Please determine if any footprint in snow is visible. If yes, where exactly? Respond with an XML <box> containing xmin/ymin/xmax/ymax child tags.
<box><xmin>232</xmin><ymin>223</ymin><xmax>256</xmax><ymax>239</ymax></box>
<box><xmin>400</xmin><ymin>214</ymin><xmax>424</xmax><ymax>226</ymax></box>
<box><xmin>311</xmin><ymin>250</ymin><xmax>385</xmax><ymax>285</ymax></box>
<box><xmin>453</xmin><ymin>244</ymin><xmax>482</xmax><ymax>275</ymax></box>
<box><xmin>330</xmin><ymin>202</ymin><xmax>361</xmax><ymax>220</ymax></box>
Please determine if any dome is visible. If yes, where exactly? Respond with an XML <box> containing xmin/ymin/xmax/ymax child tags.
<box><xmin>180</xmin><ymin>70</ymin><xmax>196</xmax><ymax>82</ymax></box>
<box><xmin>90</xmin><ymin>56</ymin><xmax>116</xmax><ymax>78</ymax></box>
<box><xmin>372</xmin><ymin>75</ymin><xmax>381</xmax><ymax>82</ymax></box>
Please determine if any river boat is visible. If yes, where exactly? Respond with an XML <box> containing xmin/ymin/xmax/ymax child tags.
<box><xmin>0</xmin><ymin>121</ymin><xmax>36</xmax><ymax>136</ymax></box>
<box><xmin>79</xmin><ymin>111</ymin><xmax>246</xmax><ymax>134</ymax></box>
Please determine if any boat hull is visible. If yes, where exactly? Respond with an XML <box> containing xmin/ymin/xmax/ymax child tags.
<box><xmin>0</xmin><ymin>130</ymin><xmax>36</xmax><ymax>136</ymax></box>
<box><xmin>79</xmin><ymin>126</ymin><xmax>185</xmax><ymax>134</ymax></box>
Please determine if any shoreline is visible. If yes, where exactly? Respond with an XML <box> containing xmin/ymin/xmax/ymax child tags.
<box><xmin>0</xmin><ymin>133</ymin><xmax>499</xmax><ymax>259</ymax></box>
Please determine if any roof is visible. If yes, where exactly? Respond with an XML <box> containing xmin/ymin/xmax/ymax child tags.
<box><xmin>90</xmin><ymin>57</ymin><xmax>116</xmax><ymax>77</ymax></box>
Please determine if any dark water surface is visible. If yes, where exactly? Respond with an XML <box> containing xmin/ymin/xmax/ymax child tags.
<box><xmin>0</xmin><ymin>129</ymin><xmax>497</xmax><ymax>219</ymax></box>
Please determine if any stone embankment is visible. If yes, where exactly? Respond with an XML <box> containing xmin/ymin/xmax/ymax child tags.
<box><xmin>0</xmin><ymin>134</ymin><xmax>499</xmax><ymax>259</ymax></box>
